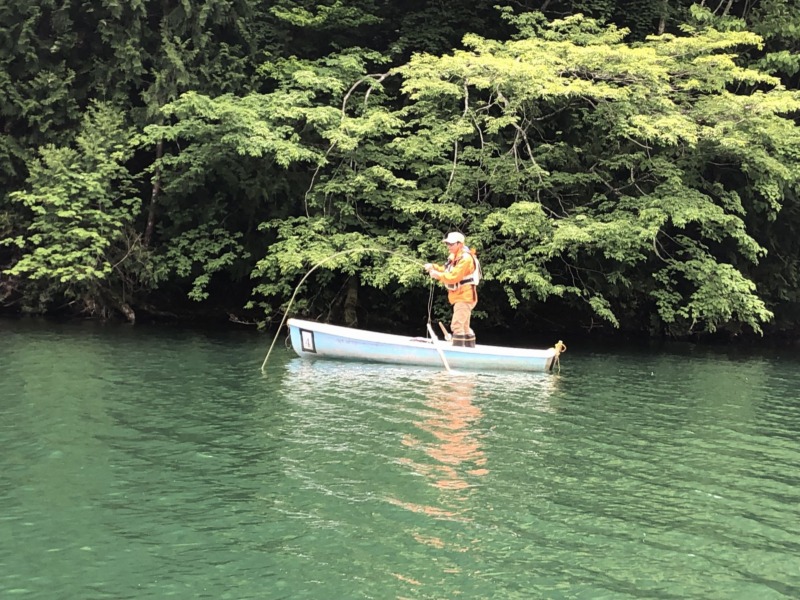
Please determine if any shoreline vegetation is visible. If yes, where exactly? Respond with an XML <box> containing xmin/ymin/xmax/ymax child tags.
<box><xmin>2</xmin><ymin>2</ymin><xmax>800</xmax><ymax>343</ymax></box>
<box><xmin>3</xmin><ymin>310</ymin><xmax>799</xmax><ymax>350</ymax></box>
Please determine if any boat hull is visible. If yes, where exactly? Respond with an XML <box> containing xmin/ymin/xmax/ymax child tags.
<box><xmin>287</xmin><ymin>319</ymin><xmax>559</xmax><ymax>372</ymax></box>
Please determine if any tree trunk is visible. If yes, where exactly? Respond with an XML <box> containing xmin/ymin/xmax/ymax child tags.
<box><xmin>343</xmin><ymin>275</ymin><xmax>359</xmax><ymax>327</ymax></box>
<box><xmin>722</xmin><ymin>0</ymin><xmax>734</xmax><ymax>16</ymax></box>
<box><xmin>118</xmin><ymin>302</ymin><xmax>136</xmax><ymax>323</ymax></box>
<box><xmin>658</xmin><ymin>0</ymin><xmax>669</xmax><ymax>34</ymax></box>
<box><xmin>143</xmin><ymin>139</ymin><xmax>163</xmax><ymax>247</ymax></box>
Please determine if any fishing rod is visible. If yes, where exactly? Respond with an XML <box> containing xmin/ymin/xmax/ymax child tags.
<box><xmin>260</xmin><ymin>246</ymin><xmax>430</xmax><ymax>373</ymax></box>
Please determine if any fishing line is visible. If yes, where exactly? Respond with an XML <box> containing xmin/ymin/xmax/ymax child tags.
<box><xmin>260</xmin><ymin>246</ymin><xmax>427</xmax><ymax>373</ymax></box>
<box><xmin>426</xmin><ymin>281</ymin><xmax>438</xmax><ymax>330</ymax></box>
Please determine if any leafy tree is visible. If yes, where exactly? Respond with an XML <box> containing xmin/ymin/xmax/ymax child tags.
<box><xmin>4</xmin><ymin>1</ymin><xmax>800</xmax><ymax>339</ymax></box>
<box><xmin>241</xmin><ymin>13</ymin><xmax>800</xmax><ymax>336</ymax></box>
<box><xmin>2</xmin><ymin>102</ymin><xmax>143</xmax><ymax>318</ymax></box>
<box><xmin>687</xmin><ymin>2</ymin><xmax>800</xmax><ymax>334</ymax></box>
<box><xmin>1</xmin><ymin>0</ymin><xmax>271</xmax><ymax>316</ymax></box>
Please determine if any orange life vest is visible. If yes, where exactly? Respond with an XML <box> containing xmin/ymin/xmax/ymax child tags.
<box><xmin>435</xmin><ymin>247</ymin><xmax>478</xmax><ymax>305</ymax></box>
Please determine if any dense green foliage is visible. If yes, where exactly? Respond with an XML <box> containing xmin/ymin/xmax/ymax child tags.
<box><xmin>2</xmin><ymin>1</ymin><xmax>800</xmax><ymax>340</ymax></box>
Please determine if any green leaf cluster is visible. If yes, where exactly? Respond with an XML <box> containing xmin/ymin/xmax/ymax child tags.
<box><xmin>2</xmin><ymin>102</ymin><xmax>142</xmax><ymax>316</ymax></box>
<box><xmin>3</xmin><ymin>2</ymin><xmax>800</xmax><ymax>339</ymax></box>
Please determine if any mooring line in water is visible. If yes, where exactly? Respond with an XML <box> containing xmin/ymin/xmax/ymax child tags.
<box><xmin>260</xmin><ymin>246</ymin><xmax>427</xmax><ymax>373</ymax></box>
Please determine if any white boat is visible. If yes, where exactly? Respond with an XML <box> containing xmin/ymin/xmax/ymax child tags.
<box><xmin>287</xmin><ymin>318</ymin><xmax>565</xmax><ymax>373</ymax></box>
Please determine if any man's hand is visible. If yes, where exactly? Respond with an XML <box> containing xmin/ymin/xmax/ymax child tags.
<box><xmin>423</xmin><ymin>263</ymin><xmax>442</xmax><ymax>279</ymax></box>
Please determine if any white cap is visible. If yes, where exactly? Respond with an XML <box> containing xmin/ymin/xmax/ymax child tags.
<box><xmin>442</xmin><ymin>232</ymin><xmax>465</xmax><ymax>244</ymax></box>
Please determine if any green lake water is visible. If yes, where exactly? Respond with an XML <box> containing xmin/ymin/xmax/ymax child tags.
<box><xmin>2</xmin><ymin>318</ymin><xmax>799</xmax><ymax>599</ymax></box>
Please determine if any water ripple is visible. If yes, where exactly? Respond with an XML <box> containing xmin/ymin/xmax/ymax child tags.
<box><xmin>2</xmin><ymin>322</ymin><xmax>800</xmax><ymax>599</ymax></box>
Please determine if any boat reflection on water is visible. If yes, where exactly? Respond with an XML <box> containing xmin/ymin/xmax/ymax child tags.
<box><xmin>391</xmin><ymin>371</ymin><xmax>486</xmax><ymax>518</ymax></box>
<box><xmin>278</xmin><ymin>358</ymin><xmax>562</xmax><ymax>590</ymax></box>
<box><xmin>277</xmin><ymin>358</ymin><xmax>560</xmax><ymax>498</ymax></box>
<box><xmin>280</xmin><ymin>357</ymin><xmax>560</xmax><ymax>412</ymax></box>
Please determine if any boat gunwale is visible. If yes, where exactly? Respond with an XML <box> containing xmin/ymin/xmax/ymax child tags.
<box><xmin>287</xmin><ymin>318</ymin><xmax>556</xmax><ymax>359</ymax></box>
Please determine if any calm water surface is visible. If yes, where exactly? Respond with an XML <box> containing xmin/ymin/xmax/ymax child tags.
<box><xmin>2</xmin><ymin>319</ymin><xmax>799</xmax><ymax>599</ymax></box>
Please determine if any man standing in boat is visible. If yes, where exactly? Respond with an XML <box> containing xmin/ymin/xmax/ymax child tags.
<box><xmin>424</xmin><ymin>232</ymin><xmax>480</xmax><ymax>347</ymax></box>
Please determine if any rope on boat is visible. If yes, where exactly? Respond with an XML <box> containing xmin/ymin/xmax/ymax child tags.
<box><xmin>260</xmin><ymin>246</ymin><xmax>426</xmax><ymax>374</ymax></box>
<box><xmin>425</xmin><ymin>281</ymin><xmax>441</xmax><ymax>338</ymax></box>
